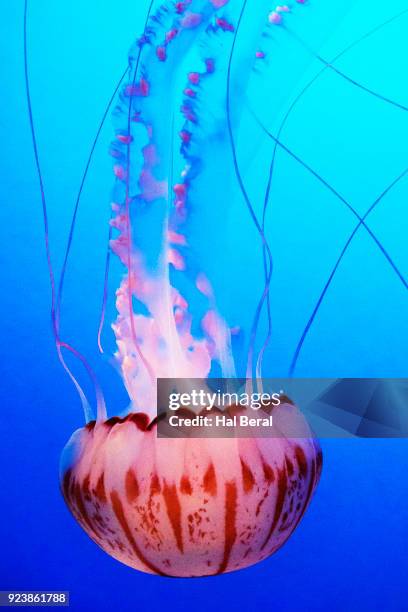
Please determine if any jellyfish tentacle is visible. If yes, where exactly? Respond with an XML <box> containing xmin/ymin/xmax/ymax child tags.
<box><xmin>252</xmin><ymin>108</ymin><xmax>407</xmax><ymax>289</ymax></box>
<box><xmin>246</xmin><ymin>1</ymin><xmax>318</xmax><ymax>380</ymax></box>
<box><xmin>123</xmin><ymin>3</ymin><xmax>158</xmax><ymax>384</ymax></box>
<box><xmin>227</xmin><ymin>1</ymin><xmax>322</xmax><ymax>380</ymax></box>
<box><xmin>169</xmin><ymin>4</ymin><xmax>250</xmax><ymax>378</ymax></box>
<box><xmin>225</xmin><ymin>0</ymin><xmax>275</xmax><ymax>382</ymax></box>
<box><xmin>56</xmin><ymin>65</ymin><xmax>131</xmax><ymax>337</ymax></box>
<box><xmin>110</xmin><ymin>1</ymin><xmax>233</xmax><ymax>413</ymax></box>
<box><xmin>326</xmin><ymin>63</ymin><xmax>408</xmax><ymax>112</ymax></box>
<box><xmin>289</xmin><ymin>164</ymin><xmax>408</xmax><ymax>376</ymax></box>
<box><xmin>254</xmin><ymin>7</ymin><xmax>408</xmax><ymax>371</ymax></box>
<box><xmin>97</xmin><ymin>217</ymin><xmax>114</xmax><ymax>355</ymax></box>
<box><xmin>284</xmin><ymin>25</ymin><xmax>408</xmax><ymax>113</ymax></box>
<box><xmin>250</xmin><ymin>110</ymin><xmax>408</xmax><ymax>375</ymax></box>
<box><xmin>58</xmin><ymin>343</ymin><xmax>107</xmax><ymax>422</ymax></box>
<box><xmin>92</xmin><ymin>7</ymin><xmax>408</xmax><ymax>375</ymax></box>
<box><xmin>167</xmin><ymin>0</ymin><xmax>273</xmax><ymax>381</ymax></box>
<box><xmin>24</xmin><ymin>0</ymin><xmax>106</xmax><ymax>422</ymax></box>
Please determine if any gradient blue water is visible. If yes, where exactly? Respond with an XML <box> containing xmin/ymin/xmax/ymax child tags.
<box><xmin>1</xmin><ymin>1</ymin><xmax>407</xmax><ymax>610</ymax></box>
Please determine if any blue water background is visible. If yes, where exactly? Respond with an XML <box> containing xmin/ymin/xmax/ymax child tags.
<box><xmin>0</xmin><ymin>1</ymin><xmax>407</xmax><ymax>610</ymax></box>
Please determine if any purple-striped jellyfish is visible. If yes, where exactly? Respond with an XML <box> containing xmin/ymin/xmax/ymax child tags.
<box><xmin>60</xmin><ymin>0</ymin><xmax>323</xmax><ymax>577</ymax></box>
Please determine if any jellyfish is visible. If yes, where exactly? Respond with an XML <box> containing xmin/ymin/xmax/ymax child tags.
<box><xmin>55</xmin><ymin>0</ymin><xmax>325</xmax><ymax>577</ymax></box>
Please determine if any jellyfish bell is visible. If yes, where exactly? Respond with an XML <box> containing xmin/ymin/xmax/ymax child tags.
<box><xmin>60</xmin><ymin>402</ymin><xmax>322</xmax><ymax>577</ymax></box>
<box><xmin>56</xmin><ymin>0</ymin><xmax>336</xmax><ymax>578</ymax></box>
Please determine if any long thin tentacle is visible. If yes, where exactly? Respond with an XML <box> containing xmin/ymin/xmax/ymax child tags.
<box><xmin>24</xmin><ymin>0</ymin><xmax>106</xmax><ymax>421</ymax></box>
<box><xmin>56</xmin><ymin>66</ymin><xmax>129</xmax><ymax>332</ymax></box>
<box><xmin>226</xmin><ymin>0</ymin><xmax>273</xmax><ymax>382</ymax></box>
<box><xmin>289</xmin><ymin>165</ymin><xmax>408</xmax><ymax>376</ymax></box>
<box><xmin>256</xmin><ymin>7</ymin><xmax>408</xmax><ymax>376</ymax></box>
